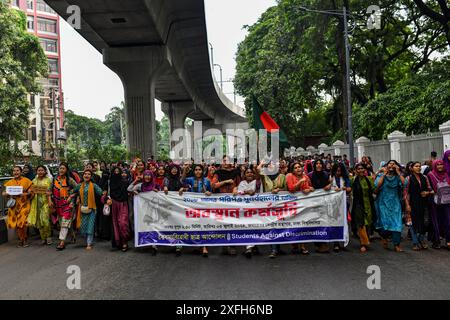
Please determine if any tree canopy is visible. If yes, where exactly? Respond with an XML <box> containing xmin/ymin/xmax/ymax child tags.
<box><xmin>235</xmin><ymin>0</ymin><xmax>450</xmax><ymax>146</ymax></box>
<box><xmin>0</xmin><ymin>2</ymin><xmax>48</xmax><ymax>168</ymax></box>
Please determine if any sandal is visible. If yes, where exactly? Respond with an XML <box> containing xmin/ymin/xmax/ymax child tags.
<box><xmin>202</xmin><ymin>247</ymin><xmax>208</xmax><ymax>258</ymax></box>
<box><xmin>360</xmin><ymin>246</ymin><xmax>367</xmax><ymax>253</ymax></box>
<box><xmin>300</xmin><ymin>246</ymin><xmax>310</xmax><ymax>255</ymax></box>
<box><xmin>175</xmin><ymin>247</ymin><xmax>182</xmax><ymax>257</ymax></box>
<box><xmin>269</xmin><ymin>251</ymin><xmax>277</xmax><ymax>259</ymax></box>
<box><xmin>22</xmin><ymin>242</ymin><xmax>30</xmax><ymax>248</ymax></box>
<box><xmin>381</xmin><ymin>239</ymin><xmax>389</xmax><ymax>250</ymax></box>
<box><xmin>412</xmin><ymin>245</ymin><xmax>420</xmax><ymax>251</ymax></box>
<box><xmin>86</xmin><ymin>245</ymin><xmax>93</xmax><ymax>251</ymax></box>
<box><xmin>121</xmin><ymin>245</ymin><xmax>128</xmax><ymax>252</ymax></box>
<box><xmin>56</xmin><ymin>243</ymin><xmax>65</xmax><ymax>251</ymax></box>
<box><xmin>333</xmin><ymin>245</ymin><xmax>341</xmax><ymax>253</ymax></box>
<box><xmin>394</xmin><ymin>246</ymin><xmax>404</xmax><ymax>253</ymax></box>
<box><xmin>16</xmin><ymin>241</ymin><xmax>23</xmax><ymax>248</ymax></box>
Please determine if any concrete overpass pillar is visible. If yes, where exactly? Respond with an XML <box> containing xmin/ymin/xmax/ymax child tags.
<box><xmin>161</xmin><ymin>101</ymin><xmax>195</xmax><ymax>133</ymax></box>
<box><xmin>103</xmin><ymin>46</ymin><xmax>166</xmax><ymax>160</ymax></box>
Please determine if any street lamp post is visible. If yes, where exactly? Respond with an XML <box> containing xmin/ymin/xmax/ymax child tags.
<box><xmin>213</xmin><ymin>63</ymin><xmax>223</xmax><ymax>91</ymax></box>
<box><xmin>209</xmin><ymin>42</ymin><xmax>214</xmax><ymax>68</ymax></box>
<box><xmin>298</xmin><ymin>6</ymin><xmax>355</xmax><ymax>166</ymax></box>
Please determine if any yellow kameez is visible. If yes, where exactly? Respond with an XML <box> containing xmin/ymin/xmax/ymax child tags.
<box><xmin>27</xmin><ymin>177</ymin><xmax>52</xmax><ymax>240</ymax></box>
<box><xmin>4</xmin><ymin>177</ymin><xmax>33</xmax><ymax>241</ymax></box>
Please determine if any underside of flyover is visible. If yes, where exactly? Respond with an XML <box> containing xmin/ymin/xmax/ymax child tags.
<box><xmin>46</xmin><ymin>0</ymin><xmax>248</xmax><ymax>159</ymax></box>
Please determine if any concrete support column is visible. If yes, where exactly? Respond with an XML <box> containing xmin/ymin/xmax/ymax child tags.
<box><xmin>161</xmin><ymin>101</ymin><xmax>196</xmax><ymax>133</ymax></box>
<box><xmin>388</xmin><ymin>131</ymin><xmax>407</xmax><ymax>163</ymax></box>
<box><xmin>356</xmin><ymin>136</ymin><xmax>370</xmax><ymax>161</ymax></box>
<box><xmin>439</xmin><ymin>120</ymin><xmax>450</xmax><ymax>153</ymax></box>
<box><xmin>103</xmin><ymin>46</ymin><xmax>166</xmax><ymax>160</ymax></box>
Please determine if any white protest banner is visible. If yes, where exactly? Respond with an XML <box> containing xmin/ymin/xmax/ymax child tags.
<box><xmin>6</xmin><ymin>186</ymin><xmax>23</xmax><ymax>196</ymax></box>
<box><xmin>134</xmin><ymin>190</ymin><xmax>348</xmax><ymax>247</ymax></box>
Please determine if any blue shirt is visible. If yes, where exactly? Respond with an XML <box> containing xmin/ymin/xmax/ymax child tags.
<box><xmin>184</xmin><ymin>177</ymin><xmax>212</xmax><ymax>193</ymax></box>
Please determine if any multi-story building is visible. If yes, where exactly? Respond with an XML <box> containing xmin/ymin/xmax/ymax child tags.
<box><xmin>10</xmin><ymin>0</ymin><xmax>65</xmax><ymax>160</ymax></box>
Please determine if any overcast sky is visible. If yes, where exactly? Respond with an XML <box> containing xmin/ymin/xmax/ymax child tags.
<box><xmin>60</xmin><ymin>0</ymin><xmax>276</xmax><ymax>121</ymax></box>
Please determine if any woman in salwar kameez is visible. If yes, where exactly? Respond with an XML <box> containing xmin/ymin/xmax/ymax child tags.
<box><xmin>73</xmin><ymin>170</ymin><xmax>106</xmax><ymax>250</ymax></box>
<box><xmin>2</xmin><ymin>166</ymin><xmax>33</xmax><ymax>247</ymax></box>
<box><xmin>106</xmin><ymin>167</ymin><xmax>131</xmax><ymax>252</ymax></box>
<box><xmin>351</xmin><ymin>163</ymin><xmax>376</xmax><ymax>253</ymax></box>
<box><xmin>28</xmin><ymin>166</ymin><xmax>53</xmax><ymax>245</ymax></box>
<box><xmin>427</xmin><ymin>159</ymin><xmax>450</xmax><ymax>250</ymax></box>
<box><xmin>375</xmin><ymin>160</ymin><xmax>405</xmax><ymax>252</ymax></box>
<box><xmin>53</xmin><ymin>163</ymin><xmax>77</xmax><ymax>251</ymax></box>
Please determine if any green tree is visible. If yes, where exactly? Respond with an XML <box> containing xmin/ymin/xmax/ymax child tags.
<box><xmin>0</xmin><ymin>2</ymin><xmax>48</xmax><ymax>168</ymax></box>
<box><xmin>235</xmin><ymin>0</ymin><xmax>449</xmax><ymax>145</ymax></box>
<box><xmin>354</xmin><ymin>59</ymin><xmax>450</xmax><ymax>140</ymax></box>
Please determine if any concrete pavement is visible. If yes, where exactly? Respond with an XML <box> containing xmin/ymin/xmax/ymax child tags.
<box><xmin>0</xmin><ymin>234</ymin><xmax>449</xmax><ymax>300</ymax></box>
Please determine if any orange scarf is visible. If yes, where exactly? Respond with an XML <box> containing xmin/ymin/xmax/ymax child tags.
<box><xmin>76</xmin><ymin>182</ymin><xmax>96</xmax><ymax>229</ymax></box>
<box><xmin>56</xmin><ymin>176</ymin><xmax>69</xmax><ymax>198</ymax></box>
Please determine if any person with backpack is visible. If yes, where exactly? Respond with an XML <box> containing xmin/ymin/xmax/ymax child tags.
<box><xmin>427</xmin><ymin>159</ymin><xmax>450</xmax><ymax>250</ymax></box>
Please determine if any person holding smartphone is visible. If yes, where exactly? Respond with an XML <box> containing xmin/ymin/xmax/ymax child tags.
<box><xmin>375</xmin><ymin>160</ymin><xmax>405</xmax><ymax>252</ymax></box>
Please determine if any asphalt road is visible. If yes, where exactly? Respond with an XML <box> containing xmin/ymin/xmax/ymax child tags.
<box><xmin>0</xmin><ymin>233</ymin><xmax>449</xmax><ymax>300</ymax></box>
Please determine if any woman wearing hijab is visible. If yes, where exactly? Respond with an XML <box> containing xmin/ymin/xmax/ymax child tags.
<box><xmin>22</xmin><ymin>164</ymin><xmax>36</xmax><ymax>181</ymax></box>
<box><xmin>427</xmin><ymin>159</ymin><xmax>450</xmax><ymax>250</ymax></box>
<box><xmin>128</xmin><ymin>170</ymin><xmax>161</xmax><ymax>194</ymax></box>
<box><xmin>443</xmin><ymin>150</ymin><xmax>450</xmax><ymax>178</ymax></box>
<box><xmin>2</xmin><ymin>166</ymin><xmax>33</xmax><ymax>248</ymax></box>
<box><xmin>163</xmin><ymin>165</ymin><xmax>184</xmax><ymax>256</ymax></box>
<box><xmin>375</xmin><ymin>160</ymin><xmax>405</xmax><ymax>252</ymax></box>
<box><xmin>330</xmin><ymin>162</ymin><xmax>352</xmax><ymax>253</ymax></box>
<box><xmin>308</xmin><ymin>159</ymin><xmax>332</xmax><ymax>253</ymax></box>
<box><xmin>107</xmin><ymin>167</ymin><xmax>131</xmax><ymax>252</ymax></box>
<box><xmin>404</xmin><ymin>161</ymin><xmax>432</xmax><ymax>251</ymax></box>
<box><xmin>351</xmin><ymin>163</ymin><xmax>376</xmax><ymax>253</ymax></box>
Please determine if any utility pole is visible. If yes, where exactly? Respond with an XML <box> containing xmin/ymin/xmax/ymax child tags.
<box><xmin>343</xmin><ymin>6</ymin><xmax>354</xmax><ymax>167</ymax></box>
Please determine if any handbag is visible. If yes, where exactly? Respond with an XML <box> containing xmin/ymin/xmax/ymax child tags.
<box><xmin>80</xmin><ymin>205</ymin><xmax>91</xmax><ymax>214</ymax></box>
<box><xmin>6</xmin><ymin>198</ymin><xmax>16</xmax><ymax>208</ymax></box>
<box><xmin>103</xmin><ymin>203</ymin><xmax>111</xmax><ymax>216</ymax></box>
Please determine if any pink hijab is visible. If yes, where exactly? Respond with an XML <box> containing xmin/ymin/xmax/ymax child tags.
<box><xmin>428</xmin><ymin>160</ymin><xmax>450</xmax><ymax>191</ymax></box>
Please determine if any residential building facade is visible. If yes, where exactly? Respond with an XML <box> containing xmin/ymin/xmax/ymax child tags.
<box><xmin>10</xmin><ymin>0</ymin><xmax>65</xmax><ymax>160</ymax></box>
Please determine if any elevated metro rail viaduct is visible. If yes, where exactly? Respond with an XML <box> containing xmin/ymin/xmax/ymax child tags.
<box><xmin>46</xmin><ymin>0</ymin><xmax>248</xmax><ymax>159</ymax></box>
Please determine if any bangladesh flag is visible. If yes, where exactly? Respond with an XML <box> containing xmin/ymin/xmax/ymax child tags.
<box><xmin>252</xmin><ymin>97</ymin><xmax>290</xmax><ymax>148</ymax></box>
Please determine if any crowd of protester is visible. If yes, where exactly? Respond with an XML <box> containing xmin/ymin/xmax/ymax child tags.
<box><xmin>2</xmin><ymin>150</ymin><xmax>450</xmax><ymax>258</ymax></box>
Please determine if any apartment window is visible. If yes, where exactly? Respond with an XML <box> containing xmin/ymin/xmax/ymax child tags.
<box><xmin>37</xmin><ymin>0</ymin><xmax>55</xmax><ymax>14</ymax></box>
<box><xmin>30</xmin><ymin>94</ymin><xmax>35</xmax><ymax>107</ymax></box>
<box><xmin>30</xmin><ymin>118</ymin><xmax>37</xmax><ymax>141</ymax></box>
<box><xmin>48</xmin><ymin>58</ymin><xmax>59</xmax><ymax>74</ymax></box>
<box><xmin>27</xmin><ymin>16</ymin><xmax>35</xmax><ymax>31</ymax></box>
<box><xmin>40</xmin><ymin>38</ymin><xmax>57</xmax><ymax>53</ymax></box>
<box><xmin>37</xmin><ymin>18</ymin><xmax>57</xmax><ymax>34</ymax></box>
<box><xmin>11</xmin><ymin>0</ymin><xmax>20</xmax><ymax>7</ymax></box>
<box><xmin>27</xmin><ymin>0</ymin><xmax>33</xmax><ymax>10</ymax></box>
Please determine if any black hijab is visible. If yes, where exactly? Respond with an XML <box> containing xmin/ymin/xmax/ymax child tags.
<box><xmin>166</xmin><ymin>165</ymin><xmax>182</xmax><ymax>191</ymax></box>
<box><xmin>310</xmin><ymin>160</ymin><xmax>330</xmax><ymax>189</ymax></box>
<box><xmin>109</xmin><ymin>167</ymin><xmax>129</xmax><ymax>202</ymax></box>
